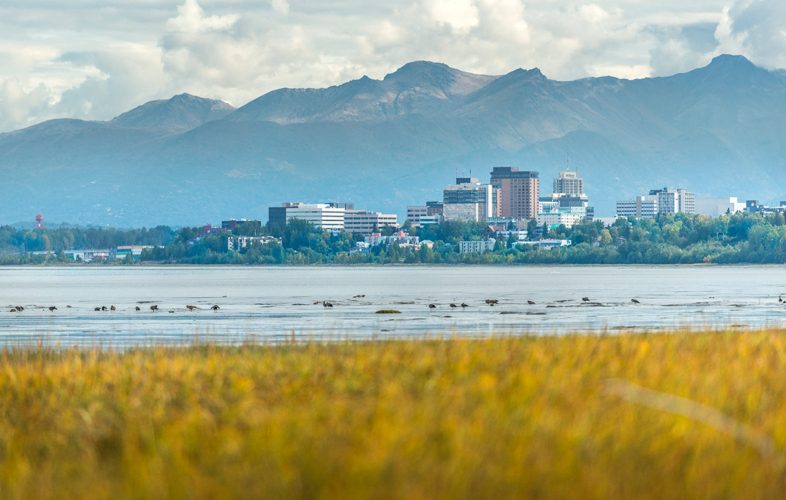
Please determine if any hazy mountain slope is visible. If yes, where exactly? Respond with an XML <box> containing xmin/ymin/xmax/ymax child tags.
<box><xmin>111</xmin><ymin>93</ymin><xmax>236</xmax><ymax>129</ymax></box>
<box><xmin>225</xmin><ymin>61</ymin><xmax>497</xmax><ymax>124</ymax></box>
<box><xmin>2</xmin><ymin>55</ymin><xmax>786</xmax><ymax>227</ymax></box>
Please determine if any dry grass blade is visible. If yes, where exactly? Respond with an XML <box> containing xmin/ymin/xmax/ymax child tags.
<box><xmin>602</xmin><ymin>378</ymin><xmax>783</xmax><ymax>463</ymax></box>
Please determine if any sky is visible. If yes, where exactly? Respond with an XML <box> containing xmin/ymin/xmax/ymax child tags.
<box><xmin>0</xmin><ymin>0</ymin><xmax>784</xmax><ymax>133</ymax></box>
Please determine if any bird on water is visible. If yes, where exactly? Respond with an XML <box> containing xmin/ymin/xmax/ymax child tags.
<box><xmin>631</xmin><ymin>299</ymin><xmax>640</xmax><ymax>304</ymax></box>
<box><xmin>211</xmin><ymin>305</ymin><xmax>220</xmax><ymax>310</ymax></box>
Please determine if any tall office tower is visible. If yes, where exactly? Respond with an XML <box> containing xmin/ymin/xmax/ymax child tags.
<box><xmin>553</xmin><ymin>169</ymin><xmax>583</xmax><ymax>196</ymax></box>
<box><xmin>489</xmin><ymin>167</ymin><xmax>539</xmax><ymax>219</ymax></box>
<box><xmin>442</xmin><ymin>177</ymin><xmax>493</xmax><ymax>222</ymax></box>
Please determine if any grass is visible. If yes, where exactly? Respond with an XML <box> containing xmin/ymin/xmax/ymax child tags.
<box><xmin>2</xmin><ymin>330</ymin><xmax>786</xmax><ymax>499</ymax></box>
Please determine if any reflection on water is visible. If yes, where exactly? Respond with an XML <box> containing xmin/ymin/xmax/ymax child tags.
<box><xmin>1</xmin><ymin>265</ymin><xmax>785</xmax><ymax>347</ymax></box>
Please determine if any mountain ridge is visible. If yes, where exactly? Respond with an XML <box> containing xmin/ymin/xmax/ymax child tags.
<box><xmin>2</xmin><ymin>55</ymin><xmax>786</xmax><ymax>227</ymax></box>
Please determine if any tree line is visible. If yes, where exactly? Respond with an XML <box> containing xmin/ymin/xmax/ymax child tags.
<box><xmin>3</xmin><ymin>211</ymin><xmax>786</xmax><ymax>265</ymax></box>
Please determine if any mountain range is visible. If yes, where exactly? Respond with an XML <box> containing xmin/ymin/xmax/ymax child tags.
<box><xmin>3</xmin><ymin>54</ymin><xmax>786</xmax><ymax>227</ymax></box>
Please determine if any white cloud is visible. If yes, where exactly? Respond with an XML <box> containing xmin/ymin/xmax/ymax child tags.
<box><xmin>271</xmin><ymin>0</ymin><xmax>290</xmax><ymax>16</ymax></box>
<box><xmin>4</xmin><ymin>0</ymin><xmax>786</xmax><ymax>133</ymax></box>
<box><xmin>165</xmin><ymin>0</ymin><xmax>239</xmax><ymax>33</ymax></box>
<box><xmin>431</xmin><ymin>0</ymin><xmax>479</xmax><ymax>32</ymax></box>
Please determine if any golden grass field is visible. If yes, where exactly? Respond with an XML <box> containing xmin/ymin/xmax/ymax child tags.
<box><xmin>2</xmin><ymin>331</ymin><xmax>786</xmax><ymax>499</ymax></box>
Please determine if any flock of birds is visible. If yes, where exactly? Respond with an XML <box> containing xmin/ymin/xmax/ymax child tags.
<box><xmin>425</xmin><ymin>296</ymin><xmax>617</xmax><ymax>309</ymax></box>
<box><xmin>8</xmin><ymin>304</ymin><xmax>221</xmax><ymax>313</ymax></box>
<box><xmin>20</xmin><ymin>294</ymin><xmax>778</xmax><ymax>314</ymax></box>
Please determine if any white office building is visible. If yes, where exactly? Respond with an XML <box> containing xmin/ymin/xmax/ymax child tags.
<box><xmin>539</xmin><ymin>212</ymin><xmax>583</xmax><ymax>229</ymax></box>
<box><xmin>283</xmin><ymin>203</ymin><xmax>346</xmax><ymax>230</ymax></box>
<box><xmin>652</xmin><ymin>188</ymin><xmax>695</xmax><ymax>214</ymax></box>
<box><xmin>344</xmin><ymin>210</ymin><xmax>398</xmax><ymax>234</ymax></box>
<box><xmin>695</xmin><ymin>197</ymin><xmax>746</xmax><ymax>217</ymax></box>
<box><xmin>616</xmin><ymin>195</ymin><xmax>659</xmax><ymax>218</ymax></box>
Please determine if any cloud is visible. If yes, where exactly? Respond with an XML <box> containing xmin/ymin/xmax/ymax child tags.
<box><xmin>5</xmin><ymin>0</ymin><xmax>786</xmax><ymax>133</ymax></box>
<box><xmin>165</xmin><ymin>0</ymin><xmax>239</xmax><ymax>33</ymax></box>
<box><xmin>0</xmin><ymin>78</ymin><xmax>54</xmax><ymax>131</ymax></box>
<box><xmin>714</xmin><ymin>0</ymin><xmax>786</xmax><ymax>69</ymax></box>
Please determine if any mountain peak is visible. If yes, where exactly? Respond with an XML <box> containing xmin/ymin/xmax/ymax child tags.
<box><xmin>384</xmin><ymin>61</ymin><xmax>453</xmax><ymax>80</ymax></box>
<box><xmin>111</xmin><ymin>94</ymin><xmax>236</xmax><ymax>130</ymax></box>
<box><xmin>707</xmin><ymin>54</ymin><xmax>756</xmax><ymax>70</ymax></box>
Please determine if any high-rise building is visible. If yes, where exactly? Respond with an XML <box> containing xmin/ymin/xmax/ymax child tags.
<box><xmin>553</xmin><ymin>169</ymin><xmax>583</xmax><ymax>196</ymax></box>
<box><xmin>489</xmin><ymin>167</ymin><xmax>539</xmax><ymax>220</ymax></box>
<box><xmin>442</xmin><ymin>177</ymin><xmax>493</xmax><ymax>222</ymax></box>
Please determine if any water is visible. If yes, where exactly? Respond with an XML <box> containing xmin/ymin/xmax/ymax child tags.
<box><xmin>1</xmin><ymin>265</ymin><xmax>785</xmax><ymax>346</ymax></box>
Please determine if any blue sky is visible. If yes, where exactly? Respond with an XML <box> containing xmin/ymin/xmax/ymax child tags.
<box><xmin>0</xmin><ymin>0</ymin><xmax>781</xmax><ymax>132</ymax></box>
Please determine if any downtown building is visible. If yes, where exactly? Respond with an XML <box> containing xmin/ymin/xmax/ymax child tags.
<box><xmin>268</xmin><ymin>202</ymin><xmax>396</xmax><ymax>233</ymax></box>
<box><xmin>406</xmin><ymin>201</ymin><xmax>443</xmax><ymax>226</ymax></box>
<box><xmin>616</xmin><ymin>188</ymin><xmax>695</xmax><ymax>218</ymax></box>
<box><xmin>343</xmin><ymin>210</ymin><xmax>398</xmax><ymax>233</ymax></box>
<box><xmin>537</xmin><ymin>168</ymin><xmax>593</xmax><ymax>229</ymax></box>
<box><xmin>489</xmin><ymin>167</ymin><xmax>539</xmax><ymax>220</ymax></box>
<box><xmin>442</xmin><ymin>177</ymin><xmax>494</xmax><ymax>222</ymax></box>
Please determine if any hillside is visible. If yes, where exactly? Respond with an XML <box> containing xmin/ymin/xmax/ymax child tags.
<box><xmin>1</xmin><ymin>55</ymin><xmax>785</xmax><ymax>227</ymax></box>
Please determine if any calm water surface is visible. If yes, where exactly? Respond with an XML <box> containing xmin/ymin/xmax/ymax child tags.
<box><xmin>1</xmin><ymin>266</ymin><xmax>785</xmax><ymax>346</ymax></box>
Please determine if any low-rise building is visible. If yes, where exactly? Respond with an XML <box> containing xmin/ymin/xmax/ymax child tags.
<box><xmin>406</xmin><ymin>206</ymin><xmax>428</xmax><ymax>226</ymax></box>
<box><xmin>694</xmin><ymin>197</ymin><xmax>746</xmax><ymax>217</ymax></box>
<box><xmin>514</xmin><ymin>239</ymin><xmax>572</xmax><ymax>250</ymax></box>
<box><xmin>616</xmin><ymin>195</ymin><xmax>659</xmax><ymax>218</ymax></box>
<box><xmin>538</xmin><ymin>212</ymin><xmax>583</xmax><ymax>229</ymax></box>
<box><xmin>418</xmin><ymin>215</ymin><xmax>443</xmax><ymax>226</ymax></box>
<box><xmin>344</xmin><ymin>210</ymin><xmax>397</xmax><ymax>234</ymax></box>
<box><xmin>617</xmin><ymin>188</ymin><xmax>695</xmax><ymax>218</ymax></box>
<box><xmin>365</xmin><ymin>231</ymin><xmax>420</xmax><ymax>247</ymax></box>
<box><xmin>227</xmin><ymin>236</ymin><xmax>280</xmax><ymax>251</ymax></box>
<box><xmin>459</xmin><ymin>239</ymin><xmax>496</xmax><ymax>254</ymax></box>
<box><xmin>116</xmin><ymin>246</ymin><xmax>155</xmax><ymax>260</ymax></box>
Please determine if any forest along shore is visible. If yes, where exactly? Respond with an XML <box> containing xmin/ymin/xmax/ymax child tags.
<box><xmin>3</xmin><ymin>210</ymin><xmax>786</xmax><ymax>265</ymax></box>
